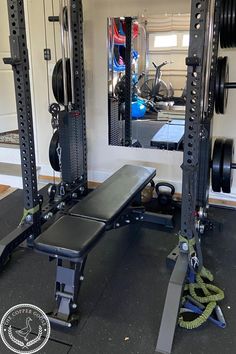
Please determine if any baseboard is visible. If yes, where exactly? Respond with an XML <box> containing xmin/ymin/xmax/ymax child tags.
<box><xmin>0</xmin><ymin>185</ymin><xmax>10</xmax><ymax>193</ymax></box>
<box><xmin>0</xmin><ymin>186</ymin><xmax>16</xmax><ymax>200</ymax></box>
<box><xmin>174</xmin><ymin>192</ymin><xmax>236</xmax><ymax>207</ymax></box>
<box><xmin>39</xmin><ymin>175</ymin><xmax>96</xmax><ymax>190</ymax></box>
<box><xmin>0</xmin><ymin>175</ymin><xmax>23</xmax><ymax>189</ymax></box>
<box><xmin>38</xmin><ymin>166</ymin><xmax>236</xmax><ymax>208</ymax></box>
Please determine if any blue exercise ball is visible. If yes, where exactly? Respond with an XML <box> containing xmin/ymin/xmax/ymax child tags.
<box><xmin>132</xmin><ymin>100</ymin><xmax>146</xmax><ymax>119</ymax></box>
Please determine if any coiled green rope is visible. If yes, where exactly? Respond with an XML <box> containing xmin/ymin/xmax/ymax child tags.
<box><xmin>179</xmin><ymin>301</ymin><xmax>217</xmax><ymax>330</ymax></box>
<box><xmin>178</xmin><ymin>235</ymin><xmax>225</xmax><ymax>330</ymax></box>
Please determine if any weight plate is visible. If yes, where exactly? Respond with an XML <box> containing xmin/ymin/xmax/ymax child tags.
<box><xmin>220</xmin><ymin>0</ymin><xmax>224</xmax><ymax>47</ymax></box>
<box><xmin>52</xmin><ymin>59</ymin><xmax>72</xmax><ymax>105</ymax></box>
<box><xmin>226</xmin><ymin>0</ymin><xmax>230</xmax><ymax>47</ymax></box>
<box><xmin>219</xmin><ymin>56</ymin><xmax>229</xmax><ymax>114</ymax></box>
<box><xmin>52</xmin><ymin>60</ymin><xmax>63</xmax><ymax>104</ymax></box>
<box><xmin>220</xmin><ymin>0</ymin><xmax>226</xmax><ymax>48</ymax></box>
<box><xmin>63</xmin><ymin>6</ymin><xmax>68</xmax><ymax>31</ymax></box>
<box><xmin>230</xmin><ymin>0</ymin><xmax>235</xmax><ymax>47</ymax></box>
<box><xmin>228</xmin><ymin>0</ymin><xmax>233</xmax><ymax>47</ymax></box>
<box><xmin>212</xmin><ymin>138</ymin><xmax>224</xmax><ymax>192</ymax></box>
<box><xmin>227</xmin><ymin>0</ymin><xmax>233</xmax><ymax>48</ymax></box>
<box><xmin>224</xmin><ymin>0</ymin><xmax>229</xmax><ymax>48</ymax></box>
<box><xmin>223</xmin><ymin>0</ymin><xmax>228</xmax><ymax>47</ymax></box>
<box><xmin>215</xmin><ymin>57</ymin><xmax>222</xmax><ymax>114</ymax></box>
<box><xmin>232</xmin><ymin>0</ymin><xmax>236</xmax><ymax>47</ymax></box>
<box><xmin>49</xmin><ymin>130</ymin><xmax>60</xmax><ymax>172</ymax></box>
<box><xmin>222</xmin><ymin>139</ymin><xmax>234</xmax><ymax>193</ymax></box>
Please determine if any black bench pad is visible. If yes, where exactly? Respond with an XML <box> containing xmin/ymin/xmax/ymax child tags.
<box><xmin>34</xmin><ymin>216</ymin><xmax>105</xmax><ymax>259</ymax></box>
<box><xmin>70</xmin><ymin>165</ymin><xmax>156</xmax><ymax>222</ymax></box>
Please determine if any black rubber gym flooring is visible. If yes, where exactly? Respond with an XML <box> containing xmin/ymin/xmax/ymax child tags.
<box><xmin>0</xmin><ymin>189</ymin><xmax>235</xmax><ymax>354</ymax></box>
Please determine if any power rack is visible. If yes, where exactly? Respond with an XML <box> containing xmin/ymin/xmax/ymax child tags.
<box><xmin>156</xmin><ymin>1</ymin><xmax>223</xmax><ymax>353</ymax></box>
<box><xmin>0</xmin><ymin>0</ymin><xmax>87</xmax><ymax>269</ymax></box>
<box><xmin>0</xmin><ymin>0</ymin><xmax>234</xmax><ymax>353</ymax></box>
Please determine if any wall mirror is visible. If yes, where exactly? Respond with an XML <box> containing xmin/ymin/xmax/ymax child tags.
<box><xmin>107</xmin><ymin>9</ymin><xmax>190</xmax><ymax>151</ymax></box>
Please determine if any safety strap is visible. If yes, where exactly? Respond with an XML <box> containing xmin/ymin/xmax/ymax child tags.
<box><xmin>20</xmin><ymin>204</ymin><xmax>40</xmax><ymax>224</ymax></box>
<box><xmin>179</xmin><ymin>234</ymin><xmax>202</xmax><ymax>272</ymax></box>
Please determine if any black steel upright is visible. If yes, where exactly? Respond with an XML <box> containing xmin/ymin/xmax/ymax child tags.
<box><xmin>124</xmin><ymin>17</ymin><xmax>133</xmax><ymax>146</ymax></box>
<box><xmin>179</xmin><ymin>0</ymin><xmax>209</xmax><ymax>268</ymax></box>
<box><xmin>156</xmin><ymin>1</ymin><xmax>219</xmax><ymax>353</ymax></box>
<box><xmin>4</xmin><ymin>0</ymin><xmax>39</xmax><ymax>216</ymax></box>
<box><xmin>60</xmin><ymin>0</ymin><xmax>87</xmax><ymax>186</ymax></box>
<box><xmin>0</xmin><ymin>0</ymin><xmax>88</xmax><ymax>269</ymax></box>
<box><xmin>0</xmin><ymin>0</ymin><xmax>41</xmax><ymax>269</ymax></box>
<box><xmin>72</xmin><ymin>0</ymin><xmax>87</xmax><ymax>184</ymax></box>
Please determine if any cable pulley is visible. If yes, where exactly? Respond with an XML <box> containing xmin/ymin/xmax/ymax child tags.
<box><xmin>63</xmin><ymin>6</ymin><xmax>68</xmax><ymax>31</ymax></box>
<box><xmin>49</xmin><ymin>1</ymin><xmax>75</xmax><ymax>107</ymax></box>
<box><xmin>52</xmin><ymin>58</ymin><xmax>72</xmax><ymax>105</ymax></box>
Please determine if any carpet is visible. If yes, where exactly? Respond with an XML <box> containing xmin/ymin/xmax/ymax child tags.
<box><xmin>0</xmin><ymin>130</ymin><xmax>19</xmax><ymax>145</ymax></box>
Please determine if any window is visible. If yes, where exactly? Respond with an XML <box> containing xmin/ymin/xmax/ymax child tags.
<box><xmin>154</xmin><ymin>34</ymin><xmax>177</xmax><ymax>48</ymax></box>
<box><xmin>182</xmin><ymin>33</ymin><xmax>189</xmax><ymax>47</ymax></box>
<box><xmin>150</xmin><ymin>32</ymin><xmax>190</xmax><ymax>51</ymax></box>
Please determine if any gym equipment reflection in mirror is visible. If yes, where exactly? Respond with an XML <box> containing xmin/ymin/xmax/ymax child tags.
<box><xmin>107</xmin><ymin>11</ymin><xmax>191</xmax><ymax>150</ymax></box>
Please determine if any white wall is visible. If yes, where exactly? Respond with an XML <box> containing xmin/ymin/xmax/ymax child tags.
<box><xmin>27</xmin><ymin>0</ymin><xmax>60</xmax><ymax>176</ymax></box>
<box><xmin>25</xmin><ymin>0</ymin><xmax>236</xmax><ymax>198</ymax></box>
<box><xmin>213</xmin><ymin>48</ymin><xmax>236</xmax><ymax>197</ymax></box>
<box><xmin>0</xmin><ymin>1</ymin><xmax>17</xmax><ymax>133</ymax></box>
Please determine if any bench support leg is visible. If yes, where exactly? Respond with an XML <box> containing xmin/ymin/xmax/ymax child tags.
<box><xmin>155</xmin><ymin>253</ymin><xmax>188</xmax><ymax>354</ymax></box>
<box><xmin>48</xmin><ymin>257</ymin><xmax>87</xmax><ymax>327</ymax></box>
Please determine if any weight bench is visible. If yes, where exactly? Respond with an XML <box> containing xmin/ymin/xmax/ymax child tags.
<box><xmin>150</xmin><ymin>120</ymin><xmax>185</xmax><ymax>151</ymax></box>
<box><xmin>34</xmin><ymin>165</ymin><xmax>156</xmax><ymax>327</ymax></box>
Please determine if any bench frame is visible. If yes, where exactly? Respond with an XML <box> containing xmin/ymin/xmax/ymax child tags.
<box><xmin>37</xmin><ymin>189</ymin><xmax>173</xmax><ymax>327</ymax></box>
<box><xmin>48</xmin><ymin>256</ymin><xmax>87</xmax><ymax>327</ymax></box>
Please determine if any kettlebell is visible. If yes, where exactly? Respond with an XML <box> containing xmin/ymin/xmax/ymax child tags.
<box><xmin>155</xmin><ymin>182</ymin><xmax>175</xmax><ymax>208</ymax></box>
